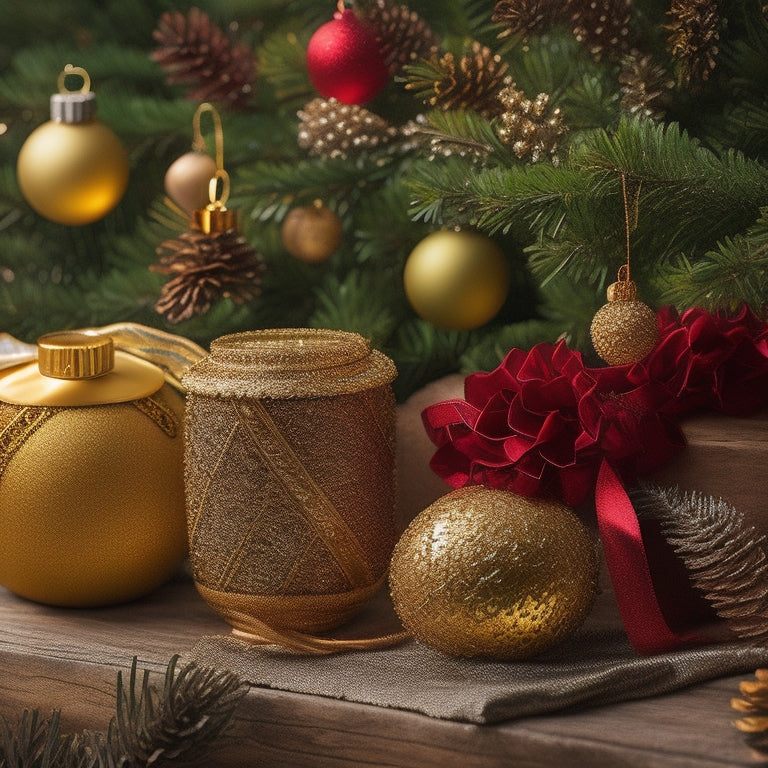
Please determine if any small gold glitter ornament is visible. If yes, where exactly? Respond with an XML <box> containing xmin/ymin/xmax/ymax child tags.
<box><xmin>590</xmin><ymin>274</ymin><xmax>659</xmax><ymax>365</ymax></box>
<box><xmin>0</xmin><ymin>331</ymin><xmax>188</xmax><ymax>607</ymax></box>
<box><xmin>389</xmin><ymin>486</ymin><xmax>598</xmax><ymax>660</ymax></box>
<box><xmin>403</xmin><ymin>230</ymin><xmax>510</xmax><ymax>330</ymax></box>
<box><xmin>16</xmin><ymin>65</ymin><xmax>129</xmax><ymax>226</ymax></box>
<box><xmin>281</xmin><ymin>200</ymin><xmax>343</xmax><ymax>263</ymax></box>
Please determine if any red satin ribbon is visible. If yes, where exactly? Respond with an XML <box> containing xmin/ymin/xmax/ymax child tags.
<box><xmin>595</xmin><ymin>460</ymin><xmax>703</xmax><ymax>654</ymax></box>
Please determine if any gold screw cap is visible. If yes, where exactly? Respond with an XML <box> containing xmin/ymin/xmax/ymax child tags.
<box><xmin>37</xmin><ymin>332</ymin><xmax>115</xmax><ymax>380</ymax></box>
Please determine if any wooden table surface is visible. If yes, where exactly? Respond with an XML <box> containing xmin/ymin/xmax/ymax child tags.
<box><xmin>0</xmin><ymin>576</ymin><xmax>761</xmax><ymax>768</ymax></box>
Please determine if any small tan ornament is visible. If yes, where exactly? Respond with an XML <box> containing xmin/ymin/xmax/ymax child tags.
<box><xmin>281</xmin><ymin>200</ymin><xmax>343</xmax><ymax>263</ymax></box>
<box><xmin>590</xmin><ymin>273</ymin><xmax>659</xmax><ymax>365</ymax></box>
<box><xmin>389</xmin><ymin>486</ymin><xmax>598</xmax><ymax>660</ymax></box>
<box><xmin>164</xmin><ymin>150</ymin><xmax>218</xmax><ymax>214</ymax></box>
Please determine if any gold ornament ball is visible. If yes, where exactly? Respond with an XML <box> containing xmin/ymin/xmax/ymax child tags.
<box><xmin>281</xmin><ymin>201</ymin><xmax>343</xmax><ymax>263</ymax></box>
<box><xmin>0</xmin><ymin>386</ymin><xmax>188</xmax><ymax>607</ymax></box>
<box><xmin>389</xmin><ymin>486</ymin><xmax>598</xmax><ymax>660</ymax></box>
<box><xmin>17</xmin><ymin>119</ymin><xmax>129</xmax><ymax>226</ymax></box>
<box><xmin>403</xmin><ymin>230</ymin><xmax>511</xmax><ymax>330</ymax></box>
<box><xmin>590</xmin><ymin>299</ymin><xmax>659</xmax><ymax>365</ymax></box>
<box><xmin>164</xmin><ymin>150</ymin><xmax>218</xmax><ymax>214</ymax></box>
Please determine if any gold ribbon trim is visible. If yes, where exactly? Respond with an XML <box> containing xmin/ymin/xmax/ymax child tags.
<box><xmin>233</xmin><ymin>399</ymin><xmax>374</xmax><ymax>588</ymax></box>
<box><xmin>196</xmin><ymin>581</ymin><xmax>410</xmax><ymax>655</ymax></box>
<box><xmin>0</xmin><ymin>406</ymin><xmax>55</xmax><ymax>478</ymax></box>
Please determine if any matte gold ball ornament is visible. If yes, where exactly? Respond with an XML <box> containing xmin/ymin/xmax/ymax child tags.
<box><xmin>16</xmin><ymin>65</ymin><xmax>129</xmax><ymax>226</ymax></box>
<box><xmin>389</xmin><ymin>486</ymin><xmax>598</xmax><ymax>660</ymax></box>
<box><xmin>590</xmin><ymin>274</ymin><xmax>659</xmax><ymax>365</ymax></box>
<box><xmin>0</xmin><ymin>331</ymin><xmax>188</xmax><ymax>607</ymax></box>
<box><xmin>164</xmin><ymin>150</ymin><xmax>218</xmax><ymax>214</ymax></box>
<box><xmin>403</xmin><ymin>230</ymin><xmax>511</xmax><ymax>330</ymax></box>
<box><xmin>281</xmin><ymin>200</ymin><xmax>343</xmax><ymax>263</ymax></box>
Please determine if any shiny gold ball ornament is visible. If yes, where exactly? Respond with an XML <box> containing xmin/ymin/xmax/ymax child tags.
<box><xmin>16</xmin><ymin>66</ymin><xmax>129</xmax><ymax>226</ymax></box>
<box><xmin>164</xmin><ymin>150</ymin><xmax>218</xmax><ymax>214</ymax></box>
<box><xmin>403</xmin><ymin>230</ymin><xmax>511</xmax><ymax>330</ymax></box>
<box><xmin>0</xmin><ymin>331</ymin><xmax>188</xmax><ymax>607</ymax></box>
<box><xmin>389</xmin><ymin>486</ymin><xmax>598</xmax><ymax>660</ymax></box>
<box><xmin>590</xmin><ymin>277</ymin><xmax>659</xmax><ymax>365</ymax></box>
<box><xmin>281</xmin><ymin>200</ymin><xmax>343</xmax><ymax>263</ymax></box>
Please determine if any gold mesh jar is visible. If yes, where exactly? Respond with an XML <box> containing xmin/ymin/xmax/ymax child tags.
<box><xmin>182</xmin><ymin>328</ymin><xmax>398</xmax><ymax>636</ymax></box>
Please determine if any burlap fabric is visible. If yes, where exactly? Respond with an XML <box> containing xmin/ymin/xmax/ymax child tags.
<box><xmin>189</xmin><ymin>575</ymin><xmax>768</xmax><ymax>724</ymax></box>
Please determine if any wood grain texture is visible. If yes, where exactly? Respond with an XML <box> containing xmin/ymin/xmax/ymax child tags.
<box><xmin>0</xmin><ymin>577</ymin><xmax>759</xmax><ymax>767</ymax></box>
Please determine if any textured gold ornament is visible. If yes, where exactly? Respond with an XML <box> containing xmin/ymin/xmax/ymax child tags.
<box><xmin>403</xmin><ymin>230</ymin><xmax>510</xmax><ymax>330</ymax></box>
<box><xmin>389</xmin><ymin>486</ymin><xmax>598</xmax><ymax>660</ymax></box>
<box><xmin>590</xmin><ymin>288</ymin><xmax>659</xmax><ymax>366</ymax></box>
<box><xmin>281</xmin><ymin>200</ymin><xmax>343</xmax><ymax>263</ymax></box>
<box><xmin>0</xmin><ymin>332</ymin><xmax>187</xmax><ymax>607</ymax></box>
<box><xmin>182</xmin><ymin>329</ymin><xmax>398</xmax><ymax>636</ymax></box>
<box><xmin>16</xmin><ymin>66</ymin><xmax>129</xmax><ymax>226</ymax></box>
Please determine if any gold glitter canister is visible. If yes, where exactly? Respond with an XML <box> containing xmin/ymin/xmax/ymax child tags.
<box><xmin>182</xmin><ymin>328</ymin><xmax>398</xmax><ymax>637</ymax></box>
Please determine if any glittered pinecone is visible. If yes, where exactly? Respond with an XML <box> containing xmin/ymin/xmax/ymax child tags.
<box><xmin>297</xmin><ymin>98</ymin><xmax>398</xmax><ymax>159</ymax></box>
<box><xmin>406</xmin><ymin>42</ymin><xmax>512</xmax><ymax>119</ymax></box>
<box><xmin>569</xmin><ymin>0</ymin><xmax>633</xmax><ymax>61</ymax></box>
<box><xmin>667</xmin><ymin>0</ymin><xmax>720</xmax><ymax>86</ymax></box>
<box><xmin>492</xmin><ymin>0</ymin><xmax>570</xmax><ymax>39</ymax></box>
<box><xmin>151</xmin><ymin>7</ymin><xmax>257</xmax><ymax>109</ymax></box>
<box><xmin>498</xmin><ymin>83</ymin><xmax>566</xmax><ymax>162</ymax></box>
<box><xmin>619</xmin><ymin>54</ymin><xmax>674</xmax><ymax>119</ymax></box>
<box><xmin>151</xmin><ymin>228</ymin><xmax>264</xmax><ymax>323</ymax></box>
<box><xmin>733</xmin><ymin>669</ymin><xmax>768</xmax><ymax>753</ymax></box>
<box><xmin>367</xmin><ymin>0</ymin><xmax>440</xmax><ymax>74</ymax></box>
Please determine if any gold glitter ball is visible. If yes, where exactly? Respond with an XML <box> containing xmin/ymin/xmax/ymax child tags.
<box><xmin>590</xmin><ymin>299</ymin><xmax>659</xmax><ymax>365</ymax></box>
<box><xmin>389</xmin><ymin>486</ymin><xmax>598</xmax><ymax>660</ymax></box>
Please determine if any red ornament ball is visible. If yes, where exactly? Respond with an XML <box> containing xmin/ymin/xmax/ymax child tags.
<box><xmin>306</xmin><ymin>8</ymin><xmax>389</xmax><ymax>105</ymax></box>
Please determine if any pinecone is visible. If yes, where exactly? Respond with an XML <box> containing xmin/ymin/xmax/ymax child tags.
<box><xmin>406</xmin><ymin>42</ymin><xmax>512</xmax><ymax>119</ymax></box>
<box><xmin>151</xmin><ymin>227</ymin><xmax>264</xmax><ymax>323</ymax></box>
<box><xmin>297</xmin><ymin>98</ymin><xmax>399</xmax><ymax>159</ymax></box>
<box><xmin>619</xmin><ymin>54</ymin><xmax>674</xmax><ymax>119</ymax></box>
<box><xmin>151</xmin><ymin>7</ymin><xmax>257</xmax><ymax>109</ymax></box>
<box><xmin>667</xmin><ymin>0</ymin><xmax>720</xmax><ymax>86</ymax></box>
<box><xmin>733</xmin><ymin>669</ymin><xmax>768</xmax><ymax>754</ymax></box>
<box><xmin>492</xmin><ymin>0</ymin><xmax>570</xmax><ymax>39</ymax></box>
<box><xmin>367</xmin><ymin>0</ymin><xmax>440</xmax><ymax>74</ymax></box>
<box><xmin>497</xmin><ymin>83</ymin><xmax>566</xmax><ymax>162</ymax></box>
<box><xmin>569</xmin><ymin>0</ymin><xmax>634</xmax><ymax>61</ymax></box>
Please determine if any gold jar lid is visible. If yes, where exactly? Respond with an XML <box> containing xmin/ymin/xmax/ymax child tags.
<box><xmin>183</xmin><ymin>328</ymin><xmax>397</xmax><ymax>399</ymax></box>
<box><xmin>0</xmin><ymin>332</ymin><xmax>166</xmax><ymax>407</ymax></box>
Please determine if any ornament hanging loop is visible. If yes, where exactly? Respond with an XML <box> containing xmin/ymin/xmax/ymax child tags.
<box><xmin>192</xmin><ymin>102</ymin><xmax>225</xmax><ymax>170</ymax></box>
<box><xmin>57</xmin><ymin>64</ymin><xmax>91</xmax><ymax>94</ymax></box>
<box><xmin>208</xmin><ymin>168</ymin><xmax>230</xmax><ymax>209</ymax></box>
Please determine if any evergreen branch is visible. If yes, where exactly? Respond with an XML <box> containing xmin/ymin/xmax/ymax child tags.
<box><xmin>630</xmin><ymin>482</ymin><xmax>768</xmax><ymax>644</ymax></box>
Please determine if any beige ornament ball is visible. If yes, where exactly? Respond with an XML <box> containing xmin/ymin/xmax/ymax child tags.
<box><xmin>164</xmin><ymin>150</ymin><xmax>218</xmax><ymax>214</ymax></box>
<box><xmin>590</xmin><ymin>279</ymin><xmax>658</xmax><ymax>365</ymax></box>
<box><xmin>403</xmin><ymin>230</ymin><xmax>510</xmax><ymax>330</ymax></box>
<box><xmin>390</xmin><ymin>486</ymin><xmax>598</xmax><ymax>660</ymax></box>
<box><xmin>281</xmin><ymin>200</ymin><xmax>343</xmax><ymax>263</ymax></box>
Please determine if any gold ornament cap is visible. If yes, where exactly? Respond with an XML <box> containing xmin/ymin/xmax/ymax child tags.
<box><xmin>193</xmin><ymin>205</ymin><xmax>238</xmax><ymax>234</ymax></box>
<box><xmin>606</xmin><ymin>278</ymin><xmax>638</xmax><ymax>302</ymax></box>
<box><xmin>183</xmin><ymin>328</ymin><xmax>397</xmax><ymax>399</ymax></box>
<box><xmin>0</xmin><ymin>332</ymin><xmax>165</xmax><ymax>407</ymax></box>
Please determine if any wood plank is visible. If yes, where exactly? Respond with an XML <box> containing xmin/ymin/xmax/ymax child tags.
<box><xmin>0</xmin><ymin>577</ymin><xmax>760</xmax><ymax>767</ymax></box>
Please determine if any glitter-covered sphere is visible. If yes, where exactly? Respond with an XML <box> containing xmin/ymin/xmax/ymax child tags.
<box><xmin>389</xmin><ymin>486</ymin><xmax>598</xmax><ymax>660</ymax></box>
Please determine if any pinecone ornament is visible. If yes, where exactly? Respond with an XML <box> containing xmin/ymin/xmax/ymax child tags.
<box><xmin>619</xmin><ymin>54</ymin><xmax>674</xmax><ymax>120</ymax></box>
<box><xmin>497</xmin><ymin>83</ymin><xmax>566</xmax><ymax>162</ymax></box>
<box><xmin>733</xmin><ymin>669</ymin><xmax>768</xmax><ymax>754</ymax></box>
<box><xmin>568</xmin><ymin>0</ymin><xmax>633</xmax><ymax>61</ymax></box>
<box><xmin>406</xmin><ymin>42</ymin><xmax>512</xmax><ymax>119</ymax></box>
<box><xmin>367</xmin><ymin>0</ymin><xmax>440</xmax><ymax>74</ymax></box>
<box><xmin>667</xmin><ymin>0</ymin><xmax>720</xmax><ymax>86</ymax></box>
<box><xmin>492</xmin><ymin>0</ymin><xmax>569</xmax><ymax>39</ymax></box>
<box><xmin>297</xmin><ymin>98</ymin><xmax>398</xmax><ymax>159</ymax></box>
<box><xmin>151</xmin><ymin>7</ymin><xmax>257</xmax><ymax>109</ymax></box>
<box><xmin>151</xmin><ymin>227</ymin><xmax>264</xmax><ymax>323</ymax></box>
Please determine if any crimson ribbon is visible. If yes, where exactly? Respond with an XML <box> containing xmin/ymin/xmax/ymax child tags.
<box><xmin>595</xmin><ymin>460</ymin><xmax>705</xmax><ymax>654</ymax></box>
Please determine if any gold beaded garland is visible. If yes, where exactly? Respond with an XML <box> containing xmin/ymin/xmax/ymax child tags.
<box><xmin>389</xmin><ymin>486</ymin><xmax>598</xmax><ymax>660</ymax></box>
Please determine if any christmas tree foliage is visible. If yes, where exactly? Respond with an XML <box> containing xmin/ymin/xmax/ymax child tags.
<box><xmin>0</xmin><ymin>0</ymin><xmax>767</xmax><ymax>399</ymax></box>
